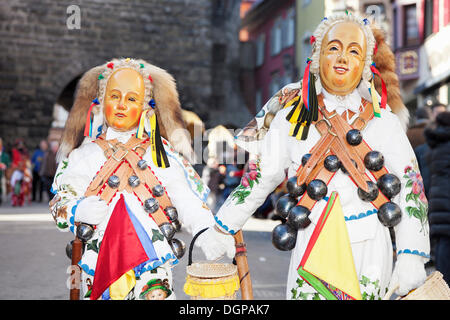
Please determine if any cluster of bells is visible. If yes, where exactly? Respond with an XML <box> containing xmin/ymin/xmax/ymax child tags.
<box><xmin>272</xmin><ymin>134</ymin><xmax>402</xmax><ymax>251</ymax></box>
<box><xmin>66</xmin><ymin>159</ymin><xmax>186</xmax><ymax>260</ymax></box>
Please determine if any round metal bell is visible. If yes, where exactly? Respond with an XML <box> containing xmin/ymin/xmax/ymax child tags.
<box><xmin>275</xmin><ymin>194</ymin><xmax>298</xmax><ymax>219</ymax></box>
<box><xmin>169</xmin><ymin>238</ymin><xmax>186</xmax><ymax>259</ymax></box>
<box><xmin>128</xmin><ymin>175</ymin><xmax>140</xmax><ymax>188</ymax></box>
<box><xmin>65</xmin><ymin>240</ymin><xmax>73</xmax><ymax>259</ymax></box>
<box><xmin>301</xmin><ymin>153</ymin><xmax>311</xmax><ymax>167</ymax></box>
<box><xmin>286</xmin><ymin>177</ymin><xmax>306</xmax><ymax>198</ymax></box>
<box><xmin>377</xmin><ymin>201</ymin><xmax>402</xmax><ymax>227</ymax></box>
<box><xmin>144</xmin><ymin>198</ymin><xmax>159</xmax><ymax>213</ymax></box>
<box><xmin>65</xmin><ymin>240</ymin><xmax>85</xmax><ymax>259</ymax></box>
<box><xmin>324</xmin><ymin>155</ymin><xmax>341</xmax><ymax>172</ymax></box>
<box><xmin>306</xmin><ymin>179</ymin><xmax>328</xmax><ymax>200</ymax></box>
<box><xmin>165</xmin><ymin>206</ymin><xmax>178</xmax><ymax>221</ymax></box>
<box><xmin>137</xmin><ymin>159</ymin><xmax>148</xmax><ymax>170</ymax></box>
<box><xmin>76</xmin><ymin>223</ymin><xmax>95</xmax><ymax>242</ymax></box>
<box><xmin>377</xmin><ymin>173</ymin><xmax>401</xmax><ymax>199</ymax></box>
<box><xmin>107</xmin><ymin>175</ymin><xmax>120</xmax><ymax>188</ymax></box>
<box><xmin>159</xmin><ymin>222</ymin><xmax>176</xmax><ymax>240</ymax></box>
<box><xmin>357</xmin><ymin>181</ymin><xmax>379</xmax><ymax>202</ymax></box>
<box><xmin>364</xmin><ymin>151</ymin><xmax>385</xmax><ymax>172</ymax></box>
<box><xmin>272</xmin><ymin>223</ymin><xmax>297</xmax><ymax>251</ymax></box>
<box><xmin>287</xmin><ymin>205</ymin><xmax>311</xmax><ymax>230</ymax></box>
<box><xmin>152</xmin><ymin>184</ymin><xmax>165</xmax><ymax>197</ymax></box>
<box><xmin>172</xmin><ymin>219</ymin><xmax>182</xmax><ymax>232</ymax></box>
<box><xmin>346</xmin><ymin>129</ymin><xmax>362</xmax><ymax>146</ymax></box>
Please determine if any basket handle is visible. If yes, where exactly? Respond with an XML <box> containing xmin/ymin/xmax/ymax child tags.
<box><xmin>188</xmin><ymin>227</ymin><xmax>237</xmax><ymax>266</ymax></box>
<box><xmin>188</xmin><ymin>227</ymin><xmax>209</xmax><ymax>266</ymax></box>
<box><xmin>383</xmin><ymin>284</ymin><xmax>400</xmax><ymax>300</ymax></box>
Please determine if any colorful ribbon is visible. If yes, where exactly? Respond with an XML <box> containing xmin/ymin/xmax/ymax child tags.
<box><xmin>302</xmin><ymin>59</ymin><xmax>312</xmax><ymax>110</ymax></box>
<box><xmin>84</xmin><ymin>98</ymin><xmax>100</xmax><ymax>137</ymax></box>
<box><xmin>370</xmin><ymin>63</ymin><xmax>387</xmax><ymax>110</ymax></box>
<box><xmin>136</xmin><ymin>109</ymin><xmax>148</xmax><ymax>139</ymax></box>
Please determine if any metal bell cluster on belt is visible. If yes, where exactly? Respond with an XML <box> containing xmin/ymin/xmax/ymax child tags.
<box><xmin>161</xmin><ymin>205</ymin><xmax>186</xmax><ymax>259</ymax></box>
<box><xmin>66</xmin><ymin>223</ymin><xmax>94</xmax><ymax>259</ymax></box>
<box><xmin>272</xmin><ymin>176</ymin><xmax>311</xmax><ymax>251</ymax></box>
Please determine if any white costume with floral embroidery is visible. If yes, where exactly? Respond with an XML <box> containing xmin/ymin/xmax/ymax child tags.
<box><xmin>215</xmin><ymin>85</ymin><xmax>430</xmax><ymax>300</ymax></box>
<box><xmin>51</xmin><ymin>128</ymin><xmax>214</xmax><ymax>300</ymax></box>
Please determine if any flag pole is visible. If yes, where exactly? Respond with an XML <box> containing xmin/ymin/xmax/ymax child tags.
<box><xmin>233</xmin><ymin>230</ymin><xmax>253</xmax><ymax>300</ymax></box>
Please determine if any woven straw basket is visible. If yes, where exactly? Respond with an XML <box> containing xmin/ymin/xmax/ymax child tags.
<box><xmin>183</xmin><ymin>228</ymin><xmax>240</xmax><ymax>300</ymax></box>
<box><xmin>383</xmin><ymin>271</ymin><xmax>450</xmax><ymax>300</ymax></box>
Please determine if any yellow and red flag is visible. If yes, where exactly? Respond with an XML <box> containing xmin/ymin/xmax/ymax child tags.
<box><xmin>297</xmin><ymin>192</ymin><xmax>362</xmax><ymax>300</ymax></box>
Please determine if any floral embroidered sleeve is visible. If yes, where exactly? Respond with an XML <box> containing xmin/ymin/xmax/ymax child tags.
<box><xmin>158</xmin><ymin>140</ymin><xmax>215</xmax><ymax>236</ymax></box>
<box><xmin>215</xmin><ymin>108</ymin><xmax>293</xmax><ymax>234</ymax></box>
<box><xmin>50</xmin><ymin>145</ymin><xmax>96</xmax><ymax>233</ymax></box>
<box><xmin>375</xmin><ymin>111</ymin><xmax>430</xmax><ymax>262</ymax></box>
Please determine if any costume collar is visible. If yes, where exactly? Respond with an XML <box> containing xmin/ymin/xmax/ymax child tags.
<box><xmin>105</xmin><ymin>127</ymin><xmax>136</xmax><ymax>143</ymax></box>
<box><xmin>321</xmin><ymin>88</ymin><xmax>362</xmax><ymax>116</ymax></box>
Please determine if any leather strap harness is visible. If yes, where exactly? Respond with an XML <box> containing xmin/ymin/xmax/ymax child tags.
<box><xmin>295</xmin><ymin>94</ymin><xmax>390</xmax><ymax>211</ymax></box>
<box><xmin>84</xmin><ymin>133</ymin><xmax>172</xmax><ymax>226</ymax></box>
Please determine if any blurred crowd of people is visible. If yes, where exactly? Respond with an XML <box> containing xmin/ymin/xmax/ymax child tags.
<box><xmin>406</xmin><ymin>102</ymin><xmax>450</xmax><ymax>285</ymax></box>
<box><xmin>0</xmin><ymin>137</ymin><xmax>59</xmax><ymax>207</ymax></box>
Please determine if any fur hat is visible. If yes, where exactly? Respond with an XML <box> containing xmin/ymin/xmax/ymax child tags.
<box><xmin>57</xmin><ymin>58</ymin><xmax>193</xmax><ymax>163</ymax></box>
<box><xmin>371</xmin><ymin>24</ymin><xmax>409</xmax><ymax>129</ymax></box>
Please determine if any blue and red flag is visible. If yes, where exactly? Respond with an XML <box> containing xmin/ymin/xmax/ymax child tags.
<box><xmin>90</xmin><ymin>194</ymin><xmax>159</xmax><ymax>300</ymax></box>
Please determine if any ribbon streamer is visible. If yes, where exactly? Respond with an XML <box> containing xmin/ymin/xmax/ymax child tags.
<box><xmin>136</xmin><ymin>109</ymin><xmax>148</xmax><ymax>139</ymax></box>
<box><xmin>84</xmin><ymin>99</ymin><xmax>100</xmax><ymax>137</ymax></box>
<box><xmin>370</xmin><ymin>63</ymin><xmax>387</xmax><ymax>110</ymax></box>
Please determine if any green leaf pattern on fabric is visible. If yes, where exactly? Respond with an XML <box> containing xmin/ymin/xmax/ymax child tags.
<box><xmin>403</xmin><ymin>162</ymin><xmax>428</xmax><ymax>235</ymax></box>
<box><xmin>290</xmin><ymin>275</ymin><xmax>387</xmax><ymax>300</ymax></box>
<box><xmin>230</xmin><ymin>160</ymin><xmax>261</xmax><ymax>205</ymax></box>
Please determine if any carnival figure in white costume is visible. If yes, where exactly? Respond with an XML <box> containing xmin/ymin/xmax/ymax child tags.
<box><xmin>203</xmin><ymin>13</ymin><xmax>430</xmax><ymax>300</ymax></box>
<box><xmin>50</xmin><ymin>58</ymin><xmax>235</xmax><ymax>300</ymax></box>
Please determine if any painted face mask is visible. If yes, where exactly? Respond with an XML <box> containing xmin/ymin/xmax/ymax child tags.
<box><xmin>319</xmin><ymin>21</ymin><xmax>367</xmax><ymax>96</ymax></box>
<box><xmin>103</xmin><ymin>68</ymin><xmax>146</xmax><ymax>132</ymax></box>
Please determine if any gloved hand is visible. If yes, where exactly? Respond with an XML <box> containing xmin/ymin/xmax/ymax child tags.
<box><xmin>74</xmin><ymin>196</ymin><xmax>109</xmax><ymax>225</ymax></box>
<box><xmin>196</xmin><ymin>226</ymin><xmax>236</xmax><ymax>261</ymax></box>
<box><xmin>389</xmin><ymin>253</ymin><xmax>427</xmax><ymax>296</ymax></box>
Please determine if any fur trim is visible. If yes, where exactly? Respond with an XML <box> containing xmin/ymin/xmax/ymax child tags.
<box><xmin>57</xmin><ymin>66</ymin><xmax>103</xmax><ymax>163</ymax></box>
<box><xmin>57</xmin><ymin>59</ymin><xmax>194</xmax><ymax>163</ymax></box>
<box><xmin>371</xmin><ymin>24</ymin><xmax>409</xmax><ymax>130</ymax></box>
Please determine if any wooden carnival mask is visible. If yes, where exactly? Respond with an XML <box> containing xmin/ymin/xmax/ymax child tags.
<box><xmin>319</xmin><ymin>21</ymin><xmax>367</xmax><ymax>96</ymax></box>
<box><xmin>103</xmin><ymin>68</ymin><xmax>146</xmax><ymax>132</ymax></box>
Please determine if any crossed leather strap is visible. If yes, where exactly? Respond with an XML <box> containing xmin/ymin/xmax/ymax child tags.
<box><xmin>84</xmin><ymin>134</ymin><xmax>171</xmax><ymax>226</ymax></box>
<box><xmin>296</xmin><ymin>94</ymin><xmax>390</xmax><ymax>211</ymax></box>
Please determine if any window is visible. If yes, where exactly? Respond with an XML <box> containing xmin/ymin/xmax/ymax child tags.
<box><xmin>283</xmin><ymin>8</ymin><xmax>295</xmax><ymax>48</ymax></box>
<box><xmin>271</xmin><ymin>18</ymin><xmax>282</xmax><ymax>56</ymax></box>
<box><xmin>269</xmin><ymin>73</ymin><xmax>281</xmax><ymax>97</ymax></box>
<box><xmin>281</xmin><ymin>72</ymin><xmax>293</xmax><ymax>87</ymax></box>
<box><xmin>403</xmin><ymin>4</ymin><xmax>419</xmax><ymax>47</ymax></box>
<box><xmin>255</xmin><ymin>89</ymin><xmax>262</xmax><ymax>109</ymax></box>
<box><xmin>424</xmin><ymin>0</ymin><xmax>434</xmax><ymax>39</ymax></box>
<box><xmin>255</xmin><ymin>33</ymin><xmax>265</xmax><ymax>67</ymax></box>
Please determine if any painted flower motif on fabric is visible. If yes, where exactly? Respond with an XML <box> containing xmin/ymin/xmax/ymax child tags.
<box><xmin>403</xmin><ymin>162</ymin><xmax>428</xmax><ymax>235</ymax></box>
<box><xmin>230</xmin><ymin>160</ymin><xmax>261</xmax><ymax>205</ymax></box>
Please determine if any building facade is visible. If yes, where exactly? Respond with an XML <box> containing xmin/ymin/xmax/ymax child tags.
<box><xmin>0</xmin><ymin>0</ymin><xmax>249</xmax><ymax>152</ymax></box>
<box><xmin>239</xmin><ymin>0</ymin><xmax>297</xmax><ymax>115</ymax></box>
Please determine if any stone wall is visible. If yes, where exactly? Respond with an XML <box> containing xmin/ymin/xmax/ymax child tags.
<box><xmin>0</xmin><ymin>0</ymin><xmax>249</xmax><ymax>152</ymax></box>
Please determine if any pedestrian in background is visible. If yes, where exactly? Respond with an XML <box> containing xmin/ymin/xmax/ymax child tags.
<box><xmin>430</xmin><ymin>102</ymin><xmax>447</xmax><ymax>121</ymax></box>
<box><xmin>40</xmin><ymin>140</ymin><xmax>58</xmax><ymax>202</ymax></box>
<box><xmin>424</xmin><ymin>111</ymin><xmax>450</xmax><ymax>285</ymax></box>
<box><xmin>407</xmin><ymin>107</ymin><xmax>431</xmax><ymax>150</ymax></box>
<box><xmin>31</xmin><ymin>139</ymin><xmax>48</xmax><ymax>202</ymax></box>
<box><xmin>10</xmin><ymin>138</ymin><xmax>31</xmax><ymax>206</ymax></box>
<box><xmin>0</xmin><ymin>138</ymin><xmax>11</xmax><ymax>205</ymax></box>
